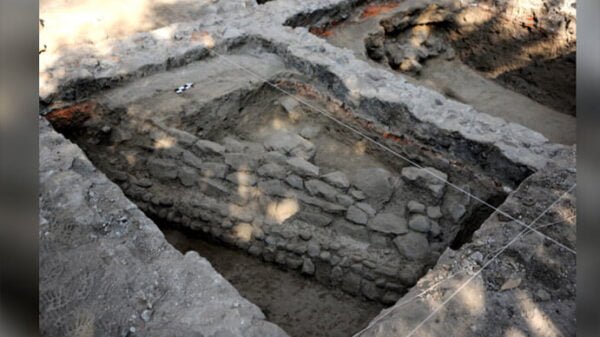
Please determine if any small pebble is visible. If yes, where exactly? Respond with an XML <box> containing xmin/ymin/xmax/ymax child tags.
<box><xmin>141</xmin><ymin>310</ymin><xmax>152</xmax><ymax>322</ymax></box>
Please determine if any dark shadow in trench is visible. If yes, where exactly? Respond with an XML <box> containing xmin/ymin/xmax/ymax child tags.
<box><xmin>152</xmin><ymin>218</ymin><xmax>386</xmax><ymax>337</ymax></box>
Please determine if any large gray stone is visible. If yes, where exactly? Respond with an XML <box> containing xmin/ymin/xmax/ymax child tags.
<box><xmin>448</xmin><ymin>204</ymin><xmax>466</xmax><ymax>222</ymax></box>
<box><xmin>258</xmin><ymin>179</ymin><xmax>289</xmax><ymax>197</ymax></box>
<box><xmin>280</xmin><ymin>96</ymin><xmax>300</xmax><ymax>113</ymax></box>
<box><xmin>297</xmin><ymin>193</ymin><xmax>346</xmax><ymax>214</ymax></box>
<box><xmin>361</xmin><ymin>280</ymin><xmax>381</xmax><ymax>301</ymax></box>
<box><xmin>195</xmin><ymin>139</ymin><xmax>226</xmax><ymax>155</ymax></box>
<box><xmin>336</xmin><ymin>194</ymin><xmax>355</xmax><ymax>207</ymax></box>
<box><xmin>148</xmin><ymin>157</ymin><xmax>178</xmax><ymax>180</ymax></box>
<box><xmin>226</xmin><ymin>204</ymin><xmax>255</xmax><ymax>222</ymax></box>
<box><xmin>393</xmin><ymin>232</ymin><xmax>429</xmax><ymax>259</ymax></box>
<box><xmin>401</xmin><ymin>166</ymin><xmax>447</xmax><ymax>199</ymax></box>
<box><xmin>427</xmin><ymin>206</ymin><xmax>443</xmax><ymax>219</ymax></box>
<box><xmin>166</xmin><ymin>127</ymin><xmax>197</xmax><ymax>146</ymax></box>
<box><xmin>368</xmin><ymin>213</ymin><xmax>408</xmax><ymax>234</ymax></box>
<box><xmin>299</xmin><ymin>125</ymin><xmax>321</xmax><ymax>139</ymax></box>
<box><xmin>286</xmin><ymin>256</ymin><xmax>303</xmax><ymax>270</ymax></box>
<box><xmin>355</xmin><ymin>202</ymin><xmax>376</xmax><ymax>217</ymax></box>
<box><xmin>225</xmin><ymin>153</ymin><xmax>258</xmax><ymax>171</ymax></box>
<box><xmin>335</xmin><ymin>219</ymin><xmax>369</xmax><ymax>241</ymax></box>
<box><xmin>178</xmin><ymin>166</ymin><xmax>198</xmax><ymax>187</ymax></box>
<box><xmin>342</xmin><ymin>272</ymin><xmax>362</xmax><ymax>294</ymax></box>
<box><xmin>408</xmin><ymin>214</ymin><xmax>431</xmax><ymax>233</ymax></box>
<box><xmin>305</xmin><ymin>179</ymin><xmax>338</xmax><ymax>202</ymax></box>
<box><xmin>198</xmin><ymin>177</ymin><xmax>230</xmax><ymax>197</ymax></box>
<box><xmin>262</xmin><ymin>151</ymin><xmax>288</xmax><ymax>165</ymax></box>
<box><xmin>322</xmin><ymin>171</ymin><xmax>350</xmax><ymax>189</ymax></box>
<box><xmin>351</xmin><ymin>168</ymin><xmax>395</xmax><ymax>208</ymax></box>
<box><xmin>430</xmin><ymin>221</ymin><xmax>441</xmax><ymax>237</ymax></box>
<box><xmin>285</xmin><ymin>174</ymin><xmax>304</xmax><ymax>189</ymax></box>
<box><xmin>243</xmin><ymin>141</ymin><xmax>266</xmax><ymax>155</ymax></box>
<box><xmin>257</xmin><ymin>162</ymin><xmax>287</xmax><ymax>179</ymax></box>
<box><xmin>226</xmin><ymin>172</ymin><xmax>257</xmax><ymax>186</ymax></box>
<box><xmin>301</xmin><ymin>258</ymin><xmax>315</xmax><ymax>275</ymax></box>
<box><xmin>199</xmin><ymin>162</ymin><xmax>229</xmax><ymax>179</ymax></box>
<box><xmin>369</xmin><ymin>232</ymin><xmax>390</xmax><ymax>249</ymax></box>
<box><xmin>222</xmin><ymin>137</ymin><xmax>245</xmax><ymax>152</ymax></box>
<box><xmin>346</xmin><ymin>205</ymin><xmax>368</xmax><ymax>225</ymax></box>
<box><xmin>263</xmin><ymin>130</ymin><xmax>315</xmax><ymax>159</ymax></box>
<box><xmin>298</xmin><ymin>211</ymin><xmax>332</xmax><ymax>227</ymax></box>
<box><xmin>182</xmin><ymin>150</ymin><xmax>204</xmax><ymax>169</ymax></box>
<box><xmin>407</xmin><ymin>200</ymin><xmax>426</xmax><ymax>213</ymax></box>
<box><xmin>307</xmin><ymin>241</ymin><xmax>321</xmax><ymax>257</ymax></box>
<box><xmin>287</xmin><ymin>157</ymin><xmax>319</xmax><ymax>177</ymax></box>
<box><xmin>349</xmin><ymin>189</ymin><xmax>366</xmax><ymax>200</ymax></box>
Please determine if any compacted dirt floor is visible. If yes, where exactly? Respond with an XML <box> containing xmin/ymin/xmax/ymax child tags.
<box><xmin>163</xmin><ymin>227</ymin><xmax>385</xmax><ymax>337</ymax></box>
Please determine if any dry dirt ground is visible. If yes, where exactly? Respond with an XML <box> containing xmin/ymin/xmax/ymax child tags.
<box><xmin>163</xmin><ymin>227</ymin><xmax>385</xmax><ymax>337</ymax></box>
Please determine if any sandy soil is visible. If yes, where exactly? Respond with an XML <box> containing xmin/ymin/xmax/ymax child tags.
<box><xmin>40</xmin><ymin>0</ymin><xmax>216</xmax><ymax>49</ymax></box>
<box><xmin>163</xmin><ymin>228</ymin><xmax>385</xmax><ymax>337</ymax></box>
<box><xmin>39</xmin><ymin>0</ymin><xmax>225</xmax><ymax>73</ymax></box>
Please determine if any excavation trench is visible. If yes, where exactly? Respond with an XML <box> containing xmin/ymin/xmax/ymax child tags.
<box><xmin>46</xmin><ymin>49</ymin><xmax>529</xmax><ymax>337</ymax></box>
<box><xmin>291</xmin><ymin>0</ymin><xmax>576</xmax><ymax>144</ymax></box>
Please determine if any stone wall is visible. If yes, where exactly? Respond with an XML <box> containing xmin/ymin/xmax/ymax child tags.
<box><xmin>48</xmin><ymin>94</ymin><xmax>481</xmax><ymax>304</ymax></box>
<box><xmin>39</xmin><ymin>118</ymin><xmax>289</xmax><ymax>337</ymax></box>
<box><xmin>356</xmin><ymin>146</ymin><xmax>576</xmax><ymax>337</ymax></box>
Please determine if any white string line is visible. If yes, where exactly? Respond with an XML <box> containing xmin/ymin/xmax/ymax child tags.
<box><xmin>483</xmin><ymin>214</ymin><xmax>577</xmax><ymax>261</ymax></box>
<box><xmin>352</xmin><ymin>211</ymin><xmax>576</xmax><ymax>337</ymax></box>
<box><xmin>207</xmin><ymin>48</ymin><xmax>576</xmax><ymax>255</ymax></box>
<box><xmin>352</xmin><ymin>269</ymin><xmax>467</xmax><ymax>337</ymax></box>
<box><xmin>532</xmin><ymin>215</ymin><xmax>576</xmax><ymax>231</ymax></box>
<box><xmin>401</xmin><ymin>183</ymin><xmax>576</xmax><ymax>337</ymax></box>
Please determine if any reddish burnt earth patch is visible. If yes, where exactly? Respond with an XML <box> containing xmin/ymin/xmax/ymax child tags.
<box><xmin>45</xmin><ymin>100</ymin><xmax>97</xmax><ymax>132</ymax></box>
<box><xmin>360</xmin><ymin>2</ymin><xmax>399</xmax><ymax>19</ymax></box>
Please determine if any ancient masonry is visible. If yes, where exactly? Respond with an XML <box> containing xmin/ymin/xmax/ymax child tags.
<box><xmin>39</xmin><ymin>1</ymin><xmax>576</xmax><ymax>336</ymax></box>
<box><xmin>53</xmin><ymin>97</ymin><xmax>472</xmax><ymax>304</ymax></box>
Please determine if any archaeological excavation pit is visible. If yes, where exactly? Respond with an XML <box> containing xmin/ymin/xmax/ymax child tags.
<box><xmin>292</xmin><ymin>0</ymin><xmax>576</xmax><ymax>144</ymax></box>
<box><xmin>43</xmin><ymin>46</ymin><xmax>533</xmax><ymax>337</ymax></box>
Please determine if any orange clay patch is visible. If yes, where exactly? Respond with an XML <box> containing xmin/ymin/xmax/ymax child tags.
<box><xmin>361</xmin><ymin>2</ymin><xmax>399</xmax><ymax>19</ymax></box>
<box><xmin>276</xmin><ymin>80</ymin><xmax>427</xmax><ymax>154</ymax></box>
<box><xmin>309</xmin><ymin>26</ymin><xmax>335</xmax><ymax>37</ymax></box>
<box><xmin>383</xmin><ymin>132</ymin><xmax>406</xmax><ymax>144</ymax></box>
<box><xmin>46</xmin><ymin>101</ymin><xmax>97</xmax><ymax>131</ymax></box>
